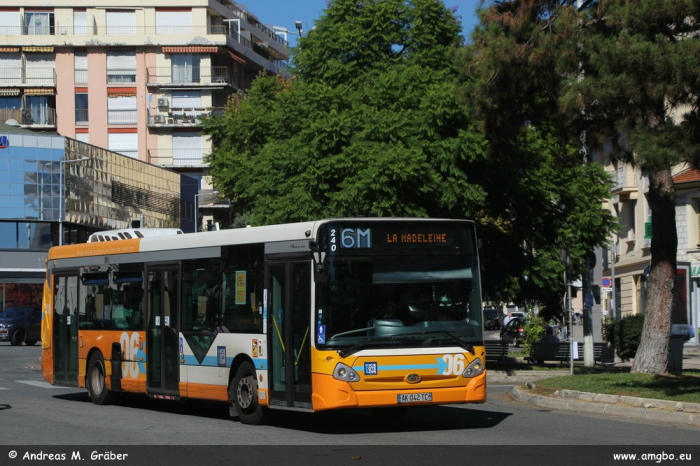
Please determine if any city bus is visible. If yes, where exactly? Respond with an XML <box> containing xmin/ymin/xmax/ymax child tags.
<box><xmin>41</xmin><ymin>218</ymin><xmax>486</xmax><ymax>424</ymax></box>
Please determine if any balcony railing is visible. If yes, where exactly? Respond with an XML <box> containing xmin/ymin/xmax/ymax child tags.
<box><xmin>52</xmin><ymin>24</ymin><xmax>228</xmax><ymax>36</ymax></box>
<box><xmin>107</xmin><ymin>110</ymin><xmax>137</xmax><ymax>125</ymax></box>
<box><xmin>148</xmin><ymin>107</ymin><xmax>225</xmax><ymax>126</ymax></box>
<box><xmin>75</xmin><ymin>109</ymin><xmax>89</xmax><ymax>125</ymax></box>
<box><xmin>0</xmin><ymin>107</ymin><xmax>56</xmax><ymax>126</ymax></box>
<box><xmin>611</xmin><ymin>166</ymin><xmax>636</xmax><ymax>193</ymax></box>
<box><xmin>106</xmin><ymin>69</ymin><xmax>137</xmax><ymax>84</ymax></box>
<box><xmin>146</xmin><ymin>67</ymin><xmax>241</xmax><ymax>87</ymax></box>
<box><xmin>148</xmin><ymin>148</ymin><xmax>212</xmax><ymax>167</ymax></box>
<box><xmin>0</xmin><ymin>68</ymin><xmax>57</xmax><ymax>86</ymax></box>
<box><xmin>213</xmin><ymin>0</ymin><xmax>288</xmax><ymax>47</ymax></box>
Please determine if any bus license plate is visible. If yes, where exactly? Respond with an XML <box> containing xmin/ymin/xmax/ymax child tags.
<box><xmin>397</xmin><ymin>393</ymin><xmax>432</xmax><ymax>403</ymax></box>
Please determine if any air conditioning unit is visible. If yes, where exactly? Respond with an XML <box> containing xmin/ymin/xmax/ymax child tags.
<box><xmin>157</xmin><ymin>98</ymin><xmax>169</xmax><ymax>107</ymax></box>
<box><xmin>153</xmin><ymin>115</ymin><xmax>165</xmax><ymax>124</ymax></box>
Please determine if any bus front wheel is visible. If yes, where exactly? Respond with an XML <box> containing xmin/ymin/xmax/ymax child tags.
<box><xmin>87</xmin><ymin>352</ymin><xmax>114</xmax><ymax>405</ymax></box>
<box><xmin>230</xmin><ymin>361</ymin><xmax>269</xmax><ymax>425</ymax></box>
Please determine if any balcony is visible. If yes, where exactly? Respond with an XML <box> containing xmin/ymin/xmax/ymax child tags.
<box><xmin>213</xmin><ymin>0</ymin><xmax>289</xmax><ymax>47</ymax></box>
<box><xmin>148</xmin><ymin>108</ymin><xmax>225</xmax><ymax>127</ymax></box>
<box><xmin>0</xmin><ymin>68</ymin><xmax>56</xmax><ymax>86</ymax></box>
<box><xmin>0</xmin><ymin>107</ymin><xmax>56</xmax><ymax>127</ymax></box>
<box><xmin>146</xmin><ymin>67</ymin><xmax>242</xmax><ymax>88</ymax></box>
<box><xmin>611</xmin><ymin>166</ymin><xmax>636</xmax><ymax>195</ymax></box>
<box><xmin>107</xmin><ymin>110</ymin><xmax>137</xmax><ymax>125</ymax></box>
<box><xmin>75</xmin><ymin>109</ymin><xmax>89</xmax><ymax>126</ymax></box>
<box><xmin>148</xmin><ymin>148</ymin><xmax>212</xmax><ymax>167</ymax></box>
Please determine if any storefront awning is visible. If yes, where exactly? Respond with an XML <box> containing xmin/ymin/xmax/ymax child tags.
<box><xmin>0</xmin><ymin>47</ymin><xmax>20</xmax><ymax>53</ymax></box>
<box><xmin>24</xmin><ymin>88</ymin><xmax>55</xmax><ymax>95</ymax></box>
<box><xmin>0</xmin><ymin>88</ymin><xmax>20</xmax><ymax>96</ymax></box>
<box><xmin>162</xmin><ymin>46</ymin><xmax>218</xmax><ymax>53</ymax></box>
<box><xmin>227</xmin><ymin>50</ymin><xmax>246</xmax><ymax>65</ymax></box>
<box><xmin>23</xmin><ymin>46</ymin><xmax>54</xmax><ymax>53</ymax></box>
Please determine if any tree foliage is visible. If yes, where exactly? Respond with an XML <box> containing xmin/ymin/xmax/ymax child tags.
<box><xmin>204</xmin><ymin>0</ymin><xmax>487</xmax><ymax>225</ymax></box>
<box><xmin>459</xmin><ymin>0</ymin><xmax>615</xmax><ymax>316</ymax></box>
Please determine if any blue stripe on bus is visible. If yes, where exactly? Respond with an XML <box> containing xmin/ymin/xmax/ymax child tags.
<box><xmin>181</xmin><ymin>355</ymin><xmax>268</xmax><ymax>370</ymax></box>
<box><xmin>353</xmin><ymin>358</ymin><xmax>449</xmax><ymax>374</ymax></box>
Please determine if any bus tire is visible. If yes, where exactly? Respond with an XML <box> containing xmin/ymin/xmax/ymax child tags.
<box><xmin>87</xmin><ymin>352</ymin><xmax>114</xmax><ymax>405</ymax></box>
<box><xmin>10</xmin><ymin>329</ymin><xmax>24</xmax><ymax>346</ymax></box>
<box><xmin>230</xmin><ymin>361</ymin><xmax>269</xmax><ymax>425</ymax></box>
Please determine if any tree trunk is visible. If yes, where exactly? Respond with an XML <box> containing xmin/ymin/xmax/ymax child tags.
<box><xmin>631</xmin><ymin>168</ymin><xmax>676</xmax><ymax>374</ymax></box>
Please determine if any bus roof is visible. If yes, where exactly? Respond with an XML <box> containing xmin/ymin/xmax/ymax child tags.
<box><xmin>48</xmin><ymin>218</ymin><xmax>472</xmax><ymax>260</ymax></box>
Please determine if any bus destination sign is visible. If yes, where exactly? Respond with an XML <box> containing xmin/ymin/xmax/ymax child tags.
<box><xmin>326</xmin><ymin>222</ymin><xmax>467</xmax><ymax>254</ymax></box>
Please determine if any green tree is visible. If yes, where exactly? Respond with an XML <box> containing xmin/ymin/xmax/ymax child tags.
<box><xmin>560</xmin><ymin>0</ymin><xmax>700</xmax><ymax>374</ymax></box>
<box><xmin>204</xmin><ymin>0</ymin><xmax>487</xmax><ymax>225</ymax></box>
<box><xmin>458</xmin><ymin>0</ymin><xmax>615</xmax><ymax>318</ymax></box>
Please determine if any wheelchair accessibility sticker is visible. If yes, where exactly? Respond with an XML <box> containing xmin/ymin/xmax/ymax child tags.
<box><xmin>317</xmin><ymin>325</ymin><xmax>326</xmax><ymax>344</ymax></box>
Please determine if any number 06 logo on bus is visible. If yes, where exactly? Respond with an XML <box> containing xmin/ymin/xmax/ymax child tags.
<box><xmin>120</xmin><ymin>332</ymin><xmax>146</xmax><ymax>379</ymax></box>
<box><xmin>440</xmin><ymin>354</ymin><xmax>465</xmax><ymax>375</ymax></box>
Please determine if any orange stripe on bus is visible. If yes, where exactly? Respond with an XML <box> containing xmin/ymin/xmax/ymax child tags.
<box><xmin>47</xmin><ymin>239</ymin><xmax>141</xmax><ymax>260</ymax></box>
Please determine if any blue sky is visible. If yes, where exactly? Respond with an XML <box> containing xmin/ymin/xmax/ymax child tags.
<box><xmin>243</xmin><ymin>0</ymin><xmax>482</xmax><ymax>48</ymax></box>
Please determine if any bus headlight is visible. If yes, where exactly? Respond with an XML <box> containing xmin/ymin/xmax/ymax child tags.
<box><xmin>462</xmin><ymin>359</ymin><xmax>484</xmax><ymax>378</ymax></box>
<box><xmin>333</xmin><ymin>363</ymin><xmax>360</xmax><ymax>383</ymax></box>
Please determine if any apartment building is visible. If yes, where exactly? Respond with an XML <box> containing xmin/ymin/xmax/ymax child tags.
<box><xmin>0</xmin><ymin>0</ymin><xmax>290</xmax><ymax>230</ymax></box>
<box><xmin>595</xmin><ymin>139</ymin><xmax>699</xmax><ymax>346</ymax></box>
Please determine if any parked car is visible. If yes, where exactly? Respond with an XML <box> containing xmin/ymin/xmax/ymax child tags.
<box><xmin>500</xmin><ymin>317</ymin><xmax>525</xmax><ymax>347</ymax></box>
<box><xmin>0</xmin><ymin>307</ymin><xmax>42</xmax><ymax>346</ymax></box>
<box><xmin>483</xmin><ymin>308</ymin><xmax>500</xmax><ymax>329</ymax></box>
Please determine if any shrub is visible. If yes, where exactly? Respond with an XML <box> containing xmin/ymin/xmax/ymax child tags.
<box><xmin>522</xmin><ymin>310</ymin><xmax>545</xmax><ymax>354</ymax></box>
<box><xmin>603</xmin><ymin>313</ymin><xmax>645</xmax><ymax>360</ymax></box>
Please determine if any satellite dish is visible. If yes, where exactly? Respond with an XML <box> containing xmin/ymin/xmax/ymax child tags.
<box><xmin>4</xmin><ymin>119</ymin><xmax>20</xmax><ymax>126</ymax></box>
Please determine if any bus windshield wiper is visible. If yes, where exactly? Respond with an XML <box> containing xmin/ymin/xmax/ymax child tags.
<box><xmin>336</xmin><ymin>337</ymin><xmax>401</xmax><ymax>358</ymax></box>
<box><xmin>393</xmin><ymin>331</ymin><xmax>475</xmax><ymax>355</ymax></box>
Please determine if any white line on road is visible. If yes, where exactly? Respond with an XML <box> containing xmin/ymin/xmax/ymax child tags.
<box><xmin>16</xmin><ymin>380</ymin><xmax>65</xmax><ymax>389</ymax></box>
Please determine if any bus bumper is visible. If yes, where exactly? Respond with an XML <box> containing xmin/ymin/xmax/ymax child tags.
<box><xmin>310</xmin><ymin>370</ymin><xmax>486</xmax><ymax>412</ymax></box>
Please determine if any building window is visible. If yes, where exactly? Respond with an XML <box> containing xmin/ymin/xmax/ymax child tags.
<box><xmin>73</xmin><ymin>10</ymin><xmax>87</xmax><ymax>35</ymax></box>
<box><xmin>172</xmin><ymin>132</ymin><xmax>202</xmax><ymax>166</ymax></box>
<box><xmin>25</xmin><ymin>11</ymin><xmax>54</xmax><ymax>35</ymax></box>
<box><xmin>75</xmin><ymin>93</ymin><xmax>88</xmax><ymax>125</ymax></box>
<box><xmin>108</xmin><ymin>132</ymin><xmax>138</xmax><ymax>159</ymax></box>
<box><xmin>24</xmin><ymin>52</ymin><xmax>55</xmax><ymax>86</ymax></box>
<box><xmin>74</xmin><ymin>51</ymin><xmax>87</xmax><ymax>84</ymax></box>
<box><xmin>155</xmin><ymin>9</ymin><xmax>192</xmax><ymax>35</ymax></box>
<box><xmin>75</xmin><ymin>132</ymin><xmax>89</xmax><ymax>144</ymax></box>
<box><xmin>106</xmin><ymin>10</ymin><xmax>136</xmax><ymax>35</ymax></box>
<box><xmin>0</xmin><ymin>10</ymin><xmax>21</xmax><ymax>35</ymax></box>
<box><xmin>107</xmin><ymin>51</ymin><xmax>136</xmax><ymax>83</ymax></box>
<box><xmin>107</xmin><ymin>91</ymin><xmax>137</xmax><ymax>125</ymax></box>
<box><xmin>171</xmin><ymin>54</ymin><xmax>200</xmax><ymax>83</ymax></box>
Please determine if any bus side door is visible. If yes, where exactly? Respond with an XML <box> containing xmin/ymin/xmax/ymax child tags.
<box><xmin>267</xmin><ymin>261</ymin><xmax>312</xmax><ymax>409</ymax></box>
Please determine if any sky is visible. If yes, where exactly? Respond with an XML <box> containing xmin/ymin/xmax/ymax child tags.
<box><xmin>241</xmin><ymin>0</ymin><xmax>482</xmax><ymax>48</ymax></box>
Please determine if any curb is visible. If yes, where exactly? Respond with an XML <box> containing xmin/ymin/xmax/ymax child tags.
<box><xmin>487</xmin><ymin>370</ymin><xmax>569</xmax><ymax>384</ymax></box>
<box><xmin>512</xmin><ymin>386</ymin><xmax>700</xmax><ymax>427</ymax></box>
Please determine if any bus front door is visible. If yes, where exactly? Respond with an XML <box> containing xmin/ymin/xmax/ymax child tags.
<box><xmin>146</xmin><ymin>266</ymin><xmax>180</xmax><ymax>397</ymax></box>
<box><xmin>52</xmin><ymin>274</ymin><xmax>79</xmax><ymax>386</ymax></box>
<box><xmin>268</xmin><ymin>261</ymin><xmax>312</xmax><ymax>409</ymax></box>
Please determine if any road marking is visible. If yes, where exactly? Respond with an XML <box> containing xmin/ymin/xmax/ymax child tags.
<box><xmin>0</xmin><ymin>387</ymin><xmax>7</xmax><ymax>390</ymax></box>
<box><xmin>16</xmin><ymin>380</ymin><xmax>65</xmax><ymax>389</ymax></box>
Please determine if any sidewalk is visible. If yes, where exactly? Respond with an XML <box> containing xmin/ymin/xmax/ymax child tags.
<box><xmin>494</xmin><ymin>345</ymin><xmax>700</xmax><ymax>427</ymax></box>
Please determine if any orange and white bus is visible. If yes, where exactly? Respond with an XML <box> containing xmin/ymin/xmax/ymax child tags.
<box><xmin>41</xmin><ymin>218</ymin><xmax>486</xmax><ymax>424</ymax></box>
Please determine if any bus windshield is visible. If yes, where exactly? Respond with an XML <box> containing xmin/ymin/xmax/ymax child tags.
<box><xmin>316</xmin><ymin>254</ymin><xmax>482</xmax><ymax>351</ymax></box>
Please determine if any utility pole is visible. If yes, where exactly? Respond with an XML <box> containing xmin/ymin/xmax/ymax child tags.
<box><xmin>567</xmin><ymin>246</ymin><xmax>574</xmax><ymax>375</ymax></box>
<box><xmin>583</xmin><ymin>253</ymin><xmax>594</xmax><ymax>366</ymax></box>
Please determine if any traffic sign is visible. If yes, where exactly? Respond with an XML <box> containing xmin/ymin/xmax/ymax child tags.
<box><xmin>601</xmin><ymin>277</ymin><xmax>612</xmax><ymax>288</ymax></box>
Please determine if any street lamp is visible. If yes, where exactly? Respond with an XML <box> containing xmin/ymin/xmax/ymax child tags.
<box><xmin>195</xmin><ymin>190</ymin><xmax>219</xmax><ymax>232</ymax></box>
<box><xmin>59</xmin><ymin>157</ymin><xmax>90</xmax><ymax>246</ymax></box>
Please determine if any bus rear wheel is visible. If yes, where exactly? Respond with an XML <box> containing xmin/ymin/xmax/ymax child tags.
<box><xmin>87</xmin><ymin>352</ymin><xmax>114</xmax><ymax>405</ymax></box>
<box><xmin>230</xmin><ymin>361</ymin><xmax>269</xmax><ymax>425</ymax></box>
